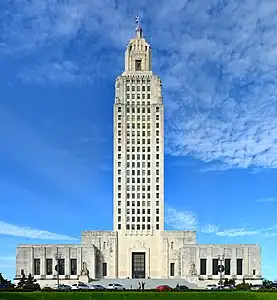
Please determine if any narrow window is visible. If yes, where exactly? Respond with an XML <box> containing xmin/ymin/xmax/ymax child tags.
<box><xmin>135</xmin><ymin>60</ymin><xmax>142</xmax><ymax>71</ymax></box>
<box><xmin>34</xmin><ymin>259</ymin><xmax>40</xmax><ymax>275</ymax></box>
<box><xmin>103</xmin><ymin>262</ymin><xmax>107</xmax><ymax>276</ymax></box>
<box><xmin>237</xmin><ymin>259</ymin><xmax>243</xmax><ymax>275</ymax></box>
<box><xmin>170</xmin><ymin>263</ymin><xmax>175</xmax><ymax>276</ymax></box>
<box><xmin>212</xmin><ymin>259</ymin><xmax>219</xmax><ymax>275</ymax></box>
<box><xmin>225</xmin><ymin>259</ymin><xmax>231</xmax><ymax>275</ymax></box>
<box><xmin>70</xmin><ymin>259</ymin><xmax>77</xmax><ymax>275</ymax></box>
<box><xmin>200</xmin><ymin>259</ymin><xmax>207</xmax><ymax>275</ymax></box>
<box><xmin>46</xmin><ymin>259</ymin><xmax>53</xmax><ymax>275</ymax></box>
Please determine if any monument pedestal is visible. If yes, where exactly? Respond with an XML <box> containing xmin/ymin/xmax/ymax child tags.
<box><xmin>79</xmin><ymin>275</ymin><xmax>89</xmax><ymax>284</ymax></box>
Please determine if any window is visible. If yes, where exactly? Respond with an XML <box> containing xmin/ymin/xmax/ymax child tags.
<box><xmin>156</xmin><ymin>224</ymin><xmax>159</xmax><ymax>230</ymax></box>
<box><xmin>170</xmin><ymin>263</ymin><xmax>175</xmax><ymax>276</ymax></box>
<box><xmin>118</xmin><ymin>224</ymin><xmax>121</xmax><ymax>230</ymax></box>
<box><xmin>253</xmin><ymin>269</ymin><xmax>256</xmax><ymax>276</ymax></box>
<box><xmin>34</xmin><ymin>259</ymin><xmax>40</xmax><ymax>275</ymax></box>
<box><xmin>70</xmin><ymin>259</ymin><xmax>77</xmax><ymax>275</ymax></box>
<box><xmin>212</xmin><ymin>259</ymin><xmax>219</xmax><ymax>275</ymax></box>
<box><xmin>46</xmin><ymin>259</ymin><xmax>53</xmax><ymax>275</ymax></box>
<box><xmin>171</xmin><ymin>242</ymin><xmax>174</xmax><ymax>250</ymax></box>
<box><xmin>58</xmin><ymin>259</ymin><xmax>65</xmax><ymax>275</ymax></box>
<box><xmin>135</xmin><ymin>60</ymin><xmax>142</xmax><ymax>71</ymax></box>
<box><xmin>237</xmin><ymin>259</ymin><xmax>243</xmax><ymax>275</ymax></box>
<box><xmin>200</xmin><ymin>259</ymin><xmax>207</xmax><ymax>275</ymax></box>
<box><xmin>225</xmin><ymin>259</ymin><xmax>231</xmax><ymax>275</ymax></box>
<box><xmin>103</xmin><ymin>262</ymin><xmax>107</xmax><ymax>276</ymax></box>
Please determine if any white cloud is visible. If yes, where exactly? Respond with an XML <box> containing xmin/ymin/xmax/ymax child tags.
<box><xmin>257</xmin><ymin>197</ymin><xmax>277</xmax><ymax>203</ymax></box>
<box><xmin>165</xmin><ymin>206</ymin><xmax>197</xmax><ymax>230</ymax></box>
<box><xmin>2</xmin><ymin>1</ymin><xmax>277</xmax><ymax>168</ymax></box>
<box><xmin>0</xmin><ymin>221</ymin><xmax>78</xmax><ymax>240</ymax></box>
<box><xmin>167</xmin><ymin>206</ymin><xmax>277</xmax><ymax>237</ymax></box>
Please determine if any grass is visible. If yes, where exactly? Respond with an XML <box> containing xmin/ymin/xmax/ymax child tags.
<box><xmin>1</xmin><ymin>292</ymin><xmax>277</xmax><ymax>300</ymax></box>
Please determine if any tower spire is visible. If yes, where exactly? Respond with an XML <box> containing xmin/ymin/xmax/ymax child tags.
<box><xmin>135</xmin><ymin>15</ymin><xmax>142</xmax><ymax>38</ymax></box>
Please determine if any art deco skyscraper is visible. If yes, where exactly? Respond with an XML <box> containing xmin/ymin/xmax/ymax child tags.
<box><xmin>114</xmin><ymin>22</ymin><xmax>164</xmax><ymax>235</ymax></box>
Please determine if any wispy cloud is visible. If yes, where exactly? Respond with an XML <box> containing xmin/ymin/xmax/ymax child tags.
<box><xmin>18</xmin><ymin>61</ymin><xmax>89</xmax><ymax>85</ymax></box>
<box><xmin>0</xmin><ymin>220</ymin><xmax>78</xmax><ymax>240</ymax></box>
<box><xmin>165</xmin><ymin>206</ymin><xmax>197</xmax><ymax>230</ymax></box>
<box><xmin>2</xmin><ymin>0</ymin><xmax>277</xmax><ymax>169</ymax></box>
<box><xmin>257</xmin><ymin>197</ymin><xmax>277</xmax><ymax>203</ymax></box>
<box><xmin>166</xmin><ymin>206</ymin><xmax>277</xmax><ymax>237</ymax></box>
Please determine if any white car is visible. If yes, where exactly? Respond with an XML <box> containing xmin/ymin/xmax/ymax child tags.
<box><xmin>205</xmin><ymin>284</ymin><xmax>218</xmax><ymax>290</ymax></box>
<box><xmin>71</xmin><ymin>283</ymin><xmax>90</xmax><ymax>290</ymax></box>
<box><xmin>106</xmin><ymin>283</ymin><xmax>125</xmax><ymax>290</ymax></box>
<box><xmin>52</xmin><ymin>284</ymin><xmax>71</xmax><ymax>290</ymax></box>
<box><xmin>90</xmin><ymin>284</ymin><xmax>106</xmax><ymax>290</ymax></box>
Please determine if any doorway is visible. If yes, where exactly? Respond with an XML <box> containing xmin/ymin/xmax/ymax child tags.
<box><xmin>132</xmin><ymin>252</ymin><xmax>145</xmax><ymax>278</ymax></box>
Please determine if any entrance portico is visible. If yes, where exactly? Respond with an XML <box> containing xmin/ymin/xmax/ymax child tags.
<box><xmin>132</xmin><ymin>252</ymin><xmax>145</xmax><ymax>278</ymax></box>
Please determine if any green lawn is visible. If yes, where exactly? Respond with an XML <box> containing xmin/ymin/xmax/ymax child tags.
<box><xmin>0</xmin><ymin>292</ymin><xmax>277</xmax><ymax>300</ymax></box>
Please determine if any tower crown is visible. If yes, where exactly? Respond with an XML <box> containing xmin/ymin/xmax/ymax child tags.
<box><xmin>124</xmin><ymin>18</ymin><xmax>152</xmax><ymax>73</ymax></box>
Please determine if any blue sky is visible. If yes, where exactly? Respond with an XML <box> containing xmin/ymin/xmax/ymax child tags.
<box><xmin>0</xmin><ymin>0</ymin><xmax>277</xmax><ymax>281</ymax></box>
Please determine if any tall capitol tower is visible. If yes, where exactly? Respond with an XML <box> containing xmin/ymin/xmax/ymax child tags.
<box><xmin>114</xmin><ymin>19</ymin><xmax>164</xmax><ymax>235</ymax></box>
<box><xmin>15</xmin><ymin>18</ymin><xmax>262</xmax><ymax>284</ymax></box>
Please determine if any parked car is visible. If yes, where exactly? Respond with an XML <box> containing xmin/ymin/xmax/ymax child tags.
<box><xmin>251</xmin><ymin>284</ymin><xmax>263</xmax><ymax>291</ymax></box>
<box><xmin>156</xmin><ymin>285</ymin><xmax>173</xmax><ymax>291</ymax></box>
<box><xmin>52</xmin><ymin>284</ymin><xmax>71</xmax><ymax>291</ymax></box>
<box><xmin>175</xmin><ymin>284</ymin><xmax>189</xmax><ymax>290</ymax></box>
<box><xmin>106</xmin><ymin>283</ymin><xmax>125</xmax><ymax>290</ymax></box>
<box><xmin>71</xmin><ymin>283</ymin><xmax>90</xmax><ymax>290</ymax></box>
<box><xmin>205</xmin><ymin>284</ymin><xmax>218</xmax><ymax>290</ymax></box>
<box><xmin>90</xmin><ymin>284</ymin><xmax>106</xmax><ymax>290</ymax></box>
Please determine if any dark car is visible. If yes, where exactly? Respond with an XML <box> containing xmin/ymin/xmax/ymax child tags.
<box><xmin>175</xmin><ymin>284</ymin><xmax>189</xmax><ymax>291</ymax></box>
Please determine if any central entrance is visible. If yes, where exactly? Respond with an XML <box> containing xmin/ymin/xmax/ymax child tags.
<box><xmin>132</xmin><ymin>252</ymin><xmax>145</xmax><ymax>278</ymax></box>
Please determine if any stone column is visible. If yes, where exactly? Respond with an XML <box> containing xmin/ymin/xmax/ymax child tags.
<box><xmin>231</xmin><ymin>248</ymin><xmax>236</xmax><ymax>276</ymax></box>
<box><xmin>77</xmin><ymin>247</ymin><xmax>82</xmax><ymax>275</ymax></box>
<box><xmin>195</xmin><ymin>247</ymin><xmax>200</xmax><ymax>276</ymax></box>
<box><xmin>243</xmin><ymin>247</ymin><xmax>249</xmax><ymax>276</ymax></box>
<box><xmin>207</xmin><ymin>247</ymin><xmax>212</xmax><ymax>276</ymax></box>
<box><xmin>41</xmin><ymin>247</ymin><xmax>46</xmax><ymax>275</ymax></box>
<box><xmin>65</xmin><ymin>247</ymin><xmax>70</xmax><ymax>275</ymax></box>
<box><xmin>30</xmin><ymin>247</ymin><xmax>34</xmax><ymax>275</ymax></box>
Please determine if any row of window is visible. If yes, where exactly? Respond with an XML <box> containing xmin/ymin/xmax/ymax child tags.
<box><xmin>118</xmin><ymin>154</ymin><xmax>160</xmax><ymax>160</ymax></box>
<box><xmin>125</xmin><ymin>224</ymin><xmax>159</xmax><ymax>230</ymax></box>
<box><xmin>117</xmin><ymin>201</ymin><xmax>159</xmax><ymax>207</ymax></box>
<box><xmin>119</xmin><ymin>208</ymin><xmax>157</xmax><ymax>215</ymax></box>
<box><xmin>124</xmin><ymin>78</ymin><xmax>151</xmax><ymax>84</ymax></box>
<box><xmin>33</xmin><ymin>259</ymin><xmax>108</xmax><ymax>277</ymax></box>
<box><xmin>123</xmin><ymin>215</ymin><xmax>160</xmax><ymax>222</ymax></box>
<box><xmin>117</xmin><ymin>193</ymin><xmax>160</xmax><ymax>199</ymax></box>
<box><xmin>125</xmin><ymin>169</ymin><xmax>160</xmax><ymax>176</ymax></box>
<box><xmin>117</xmin><ymin>137</ymin><xmax>160</xmax><ymax>145</ymax></box>
<box><xmin>118</xmin><ymin>131</ymin><xmax>160</xmax><ymax>139</ymax></box>
<box><xmin>169</xmin><ymin>259</ymin><xmax>245</xmax><ymax>277</ymax></box>
<box><xmin>118</xmin><ymin>106</ymin><xmax>159</xmax><ymax>113</ymax></box>
<box><xmin>126</xmin><ymin>94</ymin><xmax>151</xmax><ymax>100</ymax></box>
<box><xmin>117</xmin><ymin>145</ymin><xmax>160</xmax><ymax>152</ymax></box>
<box><xmin>200</xmin><ymin>258</ymin><xmax>243</xmax><ymax>276</ymax></box>
<box><xmin>126</xmin><ymin>85</ymin><xmax>151</xmax><ymax>92</ymax></box>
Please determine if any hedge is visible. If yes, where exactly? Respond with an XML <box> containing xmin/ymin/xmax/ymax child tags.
<box><xmin>1</xmin><ymin>292</ymin><xmax>277</xmax><ymax>300</ymax></box>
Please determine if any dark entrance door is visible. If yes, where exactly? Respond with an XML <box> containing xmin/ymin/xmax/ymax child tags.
<box><xmin>132</xmin><ymin>252</ymin><xmax>145</xmax><ymax>278</ymax></box>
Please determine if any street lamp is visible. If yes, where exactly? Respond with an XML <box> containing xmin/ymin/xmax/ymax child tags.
<box><xmin>218</xmin><ymin>254</ymin><xmax>225</xmax><ymax>287</ymax></box>
<box><xmin>55</xmin><ymin>253</ymin><xmax>62</xmax><ymax>287</ymax></box>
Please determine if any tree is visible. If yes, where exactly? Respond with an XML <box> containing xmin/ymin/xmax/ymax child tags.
<box><xmin>0</xmin><ymin>273</ymin><xmax>14</xmax><ymax>289</ymax></box>
<box><xmin>17</xmin><ymin>272</ymin><xmax>40</xmax><ymax>291</ymax></box>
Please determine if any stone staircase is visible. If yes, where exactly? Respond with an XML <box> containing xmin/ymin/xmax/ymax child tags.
<box><xmin>88</xmin><ymin>278</ymin><xmax>199</xmax><ymax>290</ymax></box>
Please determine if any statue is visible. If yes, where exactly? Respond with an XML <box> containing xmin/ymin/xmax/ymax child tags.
<box><xmin>189</xmin><ymin>262</ymin><xmax>197</xmax><ymax>276</ymax></box>
<box><xmin>80</xmin><ymin>262</ymin><xmax>89</xmax><ymax>276</ymax></box>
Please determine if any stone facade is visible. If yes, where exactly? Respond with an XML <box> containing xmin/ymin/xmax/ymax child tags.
<box><xmin>15</xmin><ymin>230</ymin><xmax>262</xmax><ymax>288</ymax></box>
<box><xmin>15</xmin><ymin>22</ymin><xmax>262</xmax><ymax>288</ymax></box>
